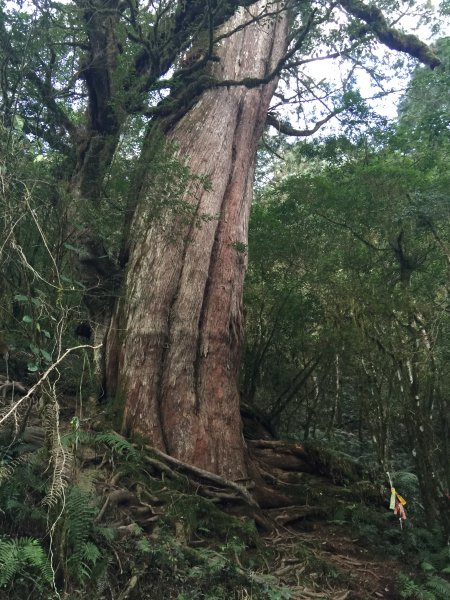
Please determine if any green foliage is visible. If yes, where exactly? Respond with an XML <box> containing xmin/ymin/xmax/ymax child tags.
<box><xmin>132</xmin><ymin>527</ymin><xmax>291</xmax><ymax>600</ymax></box>
<box><xmin>161</xmin><ymin>494</ymin><xmax>259</xmax><ymax>547</ymax></box>
<box><xmin>0</xmin><ymin>426</ymin><xmax>295</xmax><ymax>599</ymax></box>
<box><xmin>63</xmin><ymin>486</ymin><xmax>100</xmax><ymax>580</ymax></box>
<box><xmin>245</xmin><ymin>98</ymin><xmax>450</xmax><ymax>527</ymax></box>
<box><xmin>0</xmin><ymin>450</ymin><xmax>47</xmax><ymax>525</ymax></box>
<box><xmin>94</xmin><ymin>431</ymin><xmax>140</xmax><ymax>459</ymax></box>
<box><xmin>392</xmin><ymin>472</ymin><xmax>422</xmax><ymax>518</ymax></box>
<box><xmin>426</xmin><ymin>575</ymin><xmax>450</xmax><ymax>598</ymax></box>
<box><xmin>0</xmin><ymin>438</ymin><xmax>105</xmax><ymax>595</ymax></box>
<box><xmin>398</xmin><ymin>37</ymin><xmax>450</xmax><ymax>153</ymax></box>
<box><xmin>0</xmin><ymin>536</ymin><xmax>53</xmax><ymax>594</ymax></box>
<box><xmin>398</xmin><ymin>573</ymin><xmax>450</xmax><ymax>600</ymax></box>
<box><xmin>399</xmin><ymin>574</ymin><xmax>435</xmax><ymax>600</ymax></box>
<box><xmin>0</xmin><ymin>2</ymin><xmax>448</xmax><ymax>599</ymax></box>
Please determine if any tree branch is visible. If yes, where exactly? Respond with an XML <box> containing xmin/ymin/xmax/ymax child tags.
<box><xmin>266</xmin><ymin>110</ymin><xmax>342</xmax><ymax>137</ymax></box>
<box><xmin>269</xmin><ymin>356</ymin><xmax>322</xmax><ymax>421</ymax></box>
<box><xmin>316</xmin><ymin>211</ymin><xmax>387</xmax><ymax>252</ymax></box>
<box><xmin>339</xmin><ymin>0</ymin><xmax>440</xmax><ymax>68</ymax></box>
<box><xmin>0</xmin><ymin>344</ymin><xmax>101</xmax><ymax>427</ymax></box>
<box><xmin>217</xmin><ymin>10</ymin><xmax>316</xmax><ymax>89</ymax></box>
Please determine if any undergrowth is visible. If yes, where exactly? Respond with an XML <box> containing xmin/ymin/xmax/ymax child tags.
<box><xmin>331</xmin><ymin>493</ymin><xmax>450</xmax><ymax>600</ymax></box>
<box><xmin>1</xmin><ymin>423</ymin><xmax>449</xmax><ymax>599</ymax></box>
<box><xmin>0</xmin><ymin>429</ymin><xmax>292</xmax><ymax>599</ymax></box>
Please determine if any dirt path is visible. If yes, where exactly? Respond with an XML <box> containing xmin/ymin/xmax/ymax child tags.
<box><xmin>262</xmin><ymin>520</ymin><xmax>401</xmax><ymax>599</ymax></box>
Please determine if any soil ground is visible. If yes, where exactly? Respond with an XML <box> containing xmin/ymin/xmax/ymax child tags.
<box><xmin>262</xmin><ymin>519</ymin><xmax>401</xmax><ymax>599</ymax></box>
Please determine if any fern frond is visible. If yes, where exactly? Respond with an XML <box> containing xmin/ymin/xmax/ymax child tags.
<box><xmin>0</xmin><ymin>452</ymin><xmax>35</xmax><ymax>485</ymax></box>
<box><xmin>0</xmin><ymin>537</ymin><xmax>19</xmax><ymax>586</ymax></box>
<box><xmin>61</xmin><ymin>429</ymin><xmax>96</xmax><ymax>448</ymax></box>
<box><xmin>83</xmin><ymin>541</ymin><xmax>101</xmax><ymax>565</ymax></box>
<box><xmin>421</xmin><ymin>561</ymin><xmax>436</xmax><ymax>573</ymax></box>
<box><xmin>41</xmin><ymin>400</ymin><xmax>73</xmax><ymax>507</ymax></box>
<box><xmin>42</xmin><ymin>443</ymin><xmax>72</xmax><ymax>507</ymax></box>
<box><xmin>0</xmin><ymin>536</ymin><xmax>52</xmax><ymax>588</ymax></box>
<box><xmin>426</xmin><ymin>575</ymin><xmax>450</xmax><ymax>599</ymax></box>
<box><xmin>65</xmin><ymin>487</ymin><xmax>98</xmax><ymax>581</ymax></box>
<box><xmin>95</xmin><ymin>432</ymin><xmax>140</xmax><ymax>461</ymax></box>
<box><xmin>20</xmin><ymin>537</ymin><xmax>53</xmax><ymax>584</ymax></box>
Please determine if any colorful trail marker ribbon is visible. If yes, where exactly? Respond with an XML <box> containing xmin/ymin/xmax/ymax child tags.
<box><xmin>387</xmin><ymin>472</ymin><xmax>407</xmax><ymax>527</ymax></box>
<box><xmin>390</xmin><ymin>487</ymin><xmax>407</xmax><ymax>510</ymax></box>
<box><xmin>394</xmin><ymin>500</ymin><xmax>407</xmax><ymax>520</ymax></box>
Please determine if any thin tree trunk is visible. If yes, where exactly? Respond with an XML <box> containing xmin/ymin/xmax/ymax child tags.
<box><xmin>106</xmin><ymin>2</ymin><xmax>289</xmax><ymax>480</ymax></box>
<box><xmin>326</xmin><ymin>353</ymin><xmax>340</xmax><ymax>438</ymax></box>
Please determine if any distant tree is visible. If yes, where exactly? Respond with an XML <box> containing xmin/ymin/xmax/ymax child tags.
<box><xmin>244</xmin><ymin>121</ymin><xmax>450</xmax><ymax>524</ymax></box>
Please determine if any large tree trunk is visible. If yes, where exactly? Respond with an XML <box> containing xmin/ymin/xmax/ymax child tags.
<box><xmin>106</xmin><ymin>2</ymin><xmax>288</xmax><ymax>480</ymax></box>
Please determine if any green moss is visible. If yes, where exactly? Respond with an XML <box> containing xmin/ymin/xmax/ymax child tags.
<box><xmin>161</xmin><ymin>494</ymin><xmax>259</xmax><ymax>548</ymax></box>
<box><xmin>302</xmin><ymin>441</ymin><xmax>366</xmax><ymax>485</ymax></box>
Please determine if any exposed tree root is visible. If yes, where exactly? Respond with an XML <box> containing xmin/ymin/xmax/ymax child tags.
<box><xmin>142</xmin><ymin>444</ymin><xmax>259</xmax><ymax>507</ymax></box>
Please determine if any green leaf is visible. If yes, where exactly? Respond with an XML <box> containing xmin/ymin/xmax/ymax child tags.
<box><xmin>97</xmin><ymin>527</ymin><xmax>116</xmax><ymax>542</ymax></box>
<box><xmin>13</xmin><ymin>115</ymin><xmax>24</xmax><ymax>132</ymax></box>
<box><xmin>29</xmin><ymin>344</ymin><xmax>39</xmax><ymax>355</ymax></box>
<box><xmin>136</xmin><ymin>538</ymin><xmax>152</xmax><ymax>554</ymax></box>
<box><xmin>63</xmin><ymin>243</ymin><xmax>80</xmax><ymax>253</ymax></box>
<box><xmin>40</xmin><ymin>349</ymin><xmax>52</xmax><ymax>363</ymax></box>
<box><xmin>22</xmin><ymin>315</ymin><xmax>33</xmax><ymax>324</ymax></box>
<box><xmin>421</xmin><ymin>561</ymin><xmax>436</xmax><ymax>573</ymax></box>
<box><xmin>27</xmin><ymin>363</ymin><xmax>39</xmax><ymax>372</ymax></box>
<box><xmin>14</xmin><ymin>294</ymin><xmax>29</xmax><ymax>303</ymax></box>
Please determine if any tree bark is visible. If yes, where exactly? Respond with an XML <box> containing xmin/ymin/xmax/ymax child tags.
<box><xmin>106</xmin><ymin>1</ymin><xmax>289</xmax><ymax>480</ymax></box>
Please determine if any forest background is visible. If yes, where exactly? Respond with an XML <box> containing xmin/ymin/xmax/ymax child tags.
<box><xmin>1</xmin><ymin>0</ymin><xmax>450</xmax><ymax>598</ymax></box>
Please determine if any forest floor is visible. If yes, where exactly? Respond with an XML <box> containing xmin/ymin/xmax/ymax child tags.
<box><xmin>1</xmin><ymin>391</ymin><xmax>419</xmax><ymax>599</ymax></box>
<box><xmin>73</xmin><ymin>421</ymin><xmax>410</xmax><ymax>600</ymax></box>
<box><xmin>261</xmin><ymin>519</ymin><xmax>401</xmax><ymax>599</ymax></box>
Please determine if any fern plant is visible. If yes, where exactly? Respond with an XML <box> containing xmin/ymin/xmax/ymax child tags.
<box><xmin>399</xmin><ymin>569</ymin><xmax>450</xmax><ymax>600</ymax></box>
<box><xmin>94</xmin><ymin>431</ymin><xmax>141</xmax><ymax>462</ymax></box>
<box><xmin>41</xmin><ymin>396</ymin><xmax>73</xmax><ymax>508</ymax></box>
<box><xmin>0</xmin><ymin>536</ymin><xmax>53</xmax><ymax>593</ymax></box>
<box><xmin>63</xmin><ymin>486</ymin><xmax>101</xmax><ymax>581</ymax></box>
<box><xmin>398</xmin><ymin>574</ymin><xmax>434</xmax><ymax>599</ymax></box>
<box><xmin>425</xmin><ymin>575</ymin><xmax>450</xmax><ymax>599</ymax></box>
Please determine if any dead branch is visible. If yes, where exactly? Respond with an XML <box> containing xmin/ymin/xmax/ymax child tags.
<box><xmin>0</xmin><ymin>344</ymin><xmax>101</xmax><ymax>426</ymax></box>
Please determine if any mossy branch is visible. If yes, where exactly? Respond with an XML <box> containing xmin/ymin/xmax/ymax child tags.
<box><xmin>339</xmin><ymin>0</ymin><xmax>440</xmax><ymax>68</ymax></box>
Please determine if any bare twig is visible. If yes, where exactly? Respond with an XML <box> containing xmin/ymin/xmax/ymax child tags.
<box><xmin>0</xmin><ymin>344</ymin><xmax>101</xmax><ymax>426</ymax></box>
